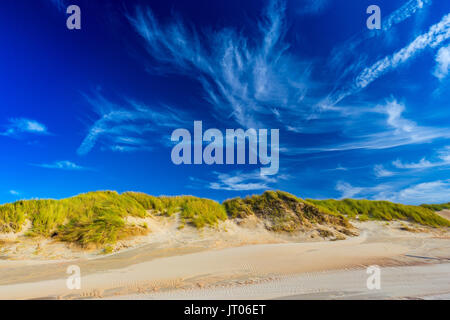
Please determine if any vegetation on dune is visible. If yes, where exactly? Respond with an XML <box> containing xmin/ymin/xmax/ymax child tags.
<box><xmin>308</xmin><ymin>199</ymin><xmax>450</xmax><ymax>227</ymax></box>
<box><xmin>223</xmin><ymin>191</ymin><xmax>351</xmax><ymax>232</ymax></box>
<box><xmin>0</xmin><ymin>190</ymin><xmax>448</xmax><ymax>248</ymax></box>
<box><xmin>57</xmin><ymin>208</ymin><xmax>149</xmax><ymax>247</ymax></box>
<box><xmin>123</xmin><ymin>192</ymin><xmax>227</xmax><ymax>228</ymax></box>
<box><xmin>0</xmin><ymin>191</ymin><xmax>150</xmax><ymax>246</ymax></box>
<box><xmin>420</xmin><ymin>202</ymin><xmax>450</xmax><ymax>212</ymax></box>
<box><xmin>180</xmin><ymin>198</ymin><xmax>227</xmax><ymax>228</ymax></box>
<box><xmin>0</xmin><ymin>191</ymin><xmax>227</xmax><ymax>247</ymax></box>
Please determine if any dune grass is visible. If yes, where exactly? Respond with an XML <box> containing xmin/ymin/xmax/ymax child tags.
<box><xmin>0</xmin><ymin>191</ymin><xmax>150</xmax><ymax>246</ymax></box>
<box><xmin>420</xmin><ymin>202</ymin><xmax>450</xmax><ymax>211</ymax></box>
<box><xmin>308</xmin><ymin>198</ymin><xmax>450</xmax><ymax>227</ymax></box>
<box><xmin>0</xmin><ymin>191</ymin><xmax>227</xmax><ymax>247</ymax></box>
<box><xmin>223</xmin><ymin>191</ymin><xmax>351</xmax><ymax>232</ymax></box>
<box><xmin>123</xmin><ymin>192</ymin><xmax>227</xmax><ymax>228</ymax></box>
<box><xmin>0</xmin><ymin>190</ymin><xmax>448</xmax><ymax>247</ymax></box>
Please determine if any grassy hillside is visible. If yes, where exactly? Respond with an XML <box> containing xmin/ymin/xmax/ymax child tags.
<box><xmin>223</xmin><ymin>191</ymin><xmax>351</xmax><ymax>233</ymax></box>
<box><xmin>0</xmin><ymin>191</ymin><xmax>226</xmax><ymax>247</ymax></box>
<box><xmin>308</xmin><ymin>198</ymin><xmax>450</xmax><ymax>227</ymax></box>
<box><xmin>0</xmin><ymin>190</ymin><xmax>448</xmax><ymax>248</ymax></box>
<box><xmin>123</xmin><ymin>192</ymin><xmax>227</xmax><ymax>228</ymax></box>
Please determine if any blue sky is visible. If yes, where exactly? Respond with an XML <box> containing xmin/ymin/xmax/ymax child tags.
<box><xmin>0</xmin><ymin>0</ymin><xmax>449</xmax><ymax>205</ymax></box>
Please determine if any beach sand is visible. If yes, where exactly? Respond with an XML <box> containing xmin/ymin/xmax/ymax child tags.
<box><xmin>0</xmin><ymin>220</ymin><xmax>449</xmax><ymax>300</ymax></box>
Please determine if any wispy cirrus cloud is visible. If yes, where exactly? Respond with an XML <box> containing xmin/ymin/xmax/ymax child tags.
<box><xmin>374</xmin><ymin>164</ymin><xmax>396</xmax><ymax>178</ymax></box>
<box><xmin>328</xmin><ymin>12</ymin><xmax>450</xmax><ymax>106</ymax></box>
<box><xmin>127</xmin><ymin>0</ymin><xmax>447</xmax><ymax>159</ymax></box>
<box><xmin>77</xmin><ymin>93</ymin><xmax>190</xmax><ymax>155</ymax></box>
<box><xmin>327</xmin><ymin>0</ymin><xmax>432</xmax><ymax>83</ymax></box>
<box><xmin>191</xmin><ymin>169</ymin><xmax>288</xmax><ymax>191</ymax></box>
<box><xmin>336</xmin><ymin>179</ymin><xmax>450</xmax><ymax>205</ymax></box>
<box><xmin>208</xmin><ymin>170</ymin><xmax>280</xmax><ymax>191</ymax></box>
<box><xmin>289</xmin><ymin>99</ymin><xmax>450</xmax><ymax>154</ymax></box>
<box><xmin>33</xmin><ymin>160</ymin><xmax>87</xmax><ymax>171</ymax></box>
<box><xmin>390</xmin><ymin>180</ymin><xmax>450</xmax><ymax>204</ymax></box>
<box><xmin>356</xmin><ymin>13</ymin><xmax>450</xmax><ymax>90</ymax></box>
<box><xmin>129</xmin><ymin>0</ymin><xmax>310</xmax><ymax>128</ymax></box>
<box><xmin>383</xmin><ymin>0</ymin><xmax>432</xmax><ymax>31</ymax></box>
<box><xmin>297</xmin><ymin>0</ymin><xmax>330</xmax><ymax>15</ymax></box>
<box><xmin>393</xmin><ymin>158</ymin><xmax>434</xmax><ymax>169</ymax></box>
<box><xmin>1</xmin><ymin>118</ymin><xmax>48</xmax><ymax>137</ymax></box>
<box><xmin>393</xmin><ymin>146</ymin><xmax>450</xmax><ymax>169</ymax></box>
<box><xmin>433</xmin><ymin>44</ymin><xmax>450</xmax><ymax>79</ymax></box>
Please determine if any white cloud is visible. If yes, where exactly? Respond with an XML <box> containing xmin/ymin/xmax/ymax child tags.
<box><xmin>327</xmin><ymin>0</ymin><xmax>432</xmax><ymax>79</ymax></box>
<box><xmin>393</xmin><ymin>146</ymin><xmax>450</xmax><ymax>169</ymax></box>
<box><xmin>122</xmin><ymin>0</ymin><xmax>449</xmax><ymax>163</ymax></box>
<box><xmin>438</xmin><ymin>146</ymin><xmax>450</xmax><ymax>162</ymax></box>
<box><xmin>325</xmin><ymin>165</ymin><xmax>348</xmax><ymax>172</ymax></box>
<box><xmin>34</xmin><ymin>161</ymin><xmax>87</xmax><ymax>171</ymax></box>
<box><xmin>356</xmin><ymin>13</ymin><xmax>450</xmax><ymax>89</ymax></box>
<box><xmin>129</xmin><ymin>0</ymin><xmax>310</xmax><ymax>128</ymax></box>
<box><xmin>1</xmin><ymin>118</ymin><xmax>48</xmax><ymax>137</ymax></box>
<box><xmin>207</xmin><ymin>169</ymin><xmax>285</xmax><ymax>191</ymax></box>
<box><xmin>9</xmin><ymin>190</ymin><xmax>20</xmax><ymax>196</ymax></box>
<box><xmin>328</xmin><ymin>12</ymin><xmax>450</xmax><ymax>106</ymax></box>
<box><xmin>433</xmin><ymin>44</ymin><xmax>450</xmax><ymax>80</ymax></box>
<box><xmin>335</xmin><ymin>179</ymin><xmax>450</xmax><ymax>205</ymax></box>
<box><xmin>393</xmin><ymin>158</ymin><xmax>434</xmax><ymax>169</ymax></box>
<box><xmin>390</xmin><ymin>180</ymin><xmax>450</xmax><ymax>204</ymax></box>
<box><xmin>374</xmin><ymin>164</ymin><xmax>395</xmax><ymax>178</ymax></box>
<box><xmin>383</xmin><ymin>100</ymin><xmax>416</xmax><ymax>133</ymax></box>
<box><xmin>383</xmin><ymin>0</ymin><xmax>432</xmax><ymax>31</ymax></box>
<box><xmin>126</xmin><ymin>0</ymin><xmax>448</xmax><ymax>160</ymax></box>
<box><xmin>336</xmin><ymin>181</ymin><xmax>363</xmax><ymax>199</ymax></box>
<box><xmin>293</xmin><ymin>99</ymin><xmax>450</xmax><ymax>154</ymax></box>
<box><xmin>78</xmin><ymin>93</ymin><xmax>189</xmax><ymax>155</ymax></box>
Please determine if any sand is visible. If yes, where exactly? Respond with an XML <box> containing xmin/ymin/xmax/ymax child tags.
<box><xmin>110</xmin><ymin>263</ymin><xmax>450</xmax><ymax>300</ymax></box>
<box><xmin>438</xmin><ymin>210</ymin><xmax>450</xmax><ymax>221</ymax></box>
<box><xmin>0</xmin><ymin>222</ymin><xmax>450</xmax><ymax>299</ymax></box>
<box><xmin>0</xmin><ymin>220</ymin><xmax>449</xmax><ymax>300</ymax></box>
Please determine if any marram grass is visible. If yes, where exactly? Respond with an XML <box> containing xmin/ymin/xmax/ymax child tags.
<box><xmin>223</xmin><ymin>191</ymin><xmax>351</xmax><ymax>232</ymax></box>
<box><xmin>0</xmin><ymin>191</ymin><xmax>228</xmax><ymax>246</ymax></box>
<box><xmin>0</xmin><ymin>190</ymin><xmax>448</xmax><ymax>247</ymax></box>
<box><xmin>420</xmin><ymin>202</ymin><xmax>450</xmax><ymax>212</ymax></box>
<box><xmin>308</xmin><ymin>198</ymin><xmax>450</xmax><ymax>227</ymax></box>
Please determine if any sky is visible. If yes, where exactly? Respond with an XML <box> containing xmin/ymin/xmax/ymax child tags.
<box><xmin>0</xmin><ymin>0</ymin><xmax>449</xmax><ymax>205</ymax></box>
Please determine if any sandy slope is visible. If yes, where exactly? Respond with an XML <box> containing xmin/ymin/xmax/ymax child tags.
<box><xmin>0</xmin><ymin>220</ymin><xmax>449</xmax><ymax>300</ymax></box>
